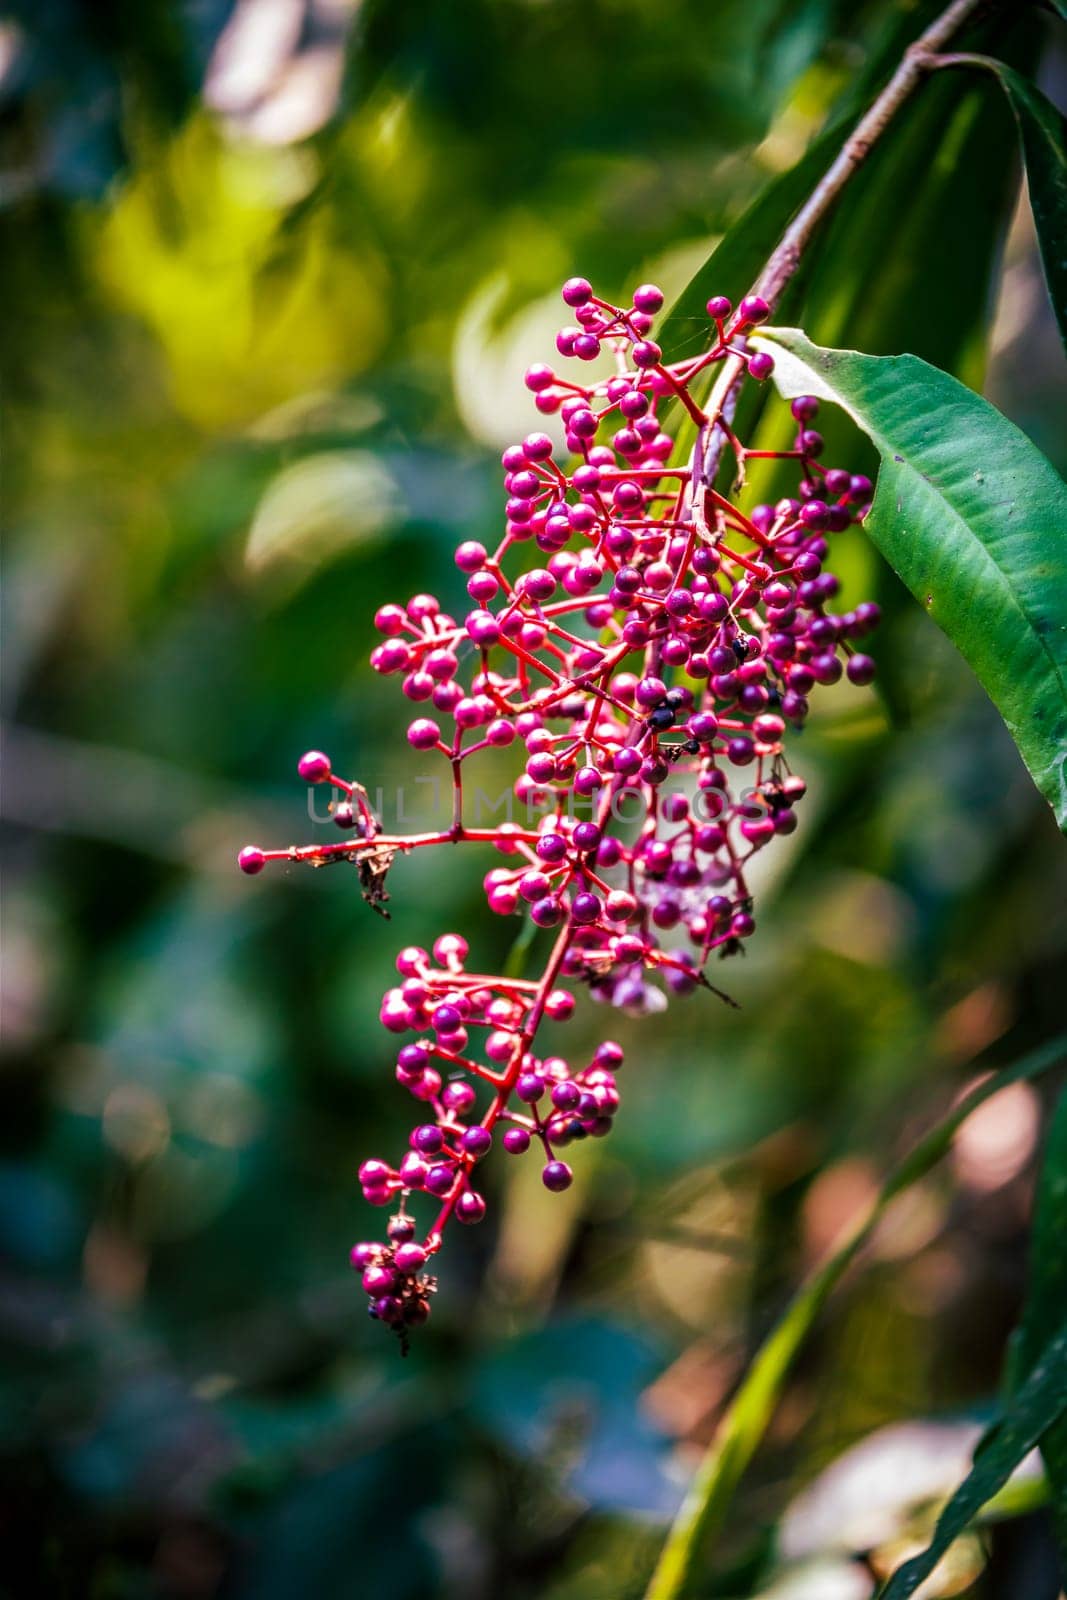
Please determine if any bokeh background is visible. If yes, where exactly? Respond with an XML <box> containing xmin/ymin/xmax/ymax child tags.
<box><xmin>2</xmin><ymin>2</ymin><xmax>1066</xmax><ymax>1596</ymax></box>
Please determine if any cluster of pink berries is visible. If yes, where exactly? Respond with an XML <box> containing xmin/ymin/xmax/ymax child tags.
<box><xmin>239</xmin><ymin>276</ymin><xmax>879</xmax><ymax>1344</ymax></box>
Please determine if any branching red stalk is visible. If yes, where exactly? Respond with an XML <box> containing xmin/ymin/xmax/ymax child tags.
<box><xmin>238</xmin><ymin>0</ymin><xmax>986</xmax><ymax>1353</ymax></box>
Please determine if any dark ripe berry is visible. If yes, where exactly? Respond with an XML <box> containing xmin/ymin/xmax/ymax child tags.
<box><xmin>572</xmin><ymin>891</ymin><xmax>602</xmax><ymax>925</ymax></box>
<box><xmin>238</xmin><ymin>846</ymin><xmax>266</xmax><ymax>875</ymax></box>
<box><xmin>462</xmin><ymin>1125</ymin><xmax>493</xmax><ymax>1158</ymax></box>
<box><xmin>536</xmin><ymin>832</ymin><xmax>568</xmax><ymax>863</ymax></box>
<box><xmin>706</xmin><ymin>295</ymin><xmax>731</xmax><ymax>320</ymax></box>
<box><xmin>333</xmin><ymin>802</ymin><xmax>357</xmax><ymax>830</ymax></box>
<box><xmin>412</xmin><ymin>1124</ymin><xmax>443</xmax><ymax>1155</ymax></box>
<box><xmin>639</xmin><ymin>680</ymin><xmax>674</xmax><ymax>714</ymax></box>
<box><xmin>456</xmin><ymin>1189</ymin><xmax>487</xmax><ymax>1224</ymax></box>
<box><xmin>648</xmin><ymin>705</ymin><xmax>675</xmax><ymax>731</ymax></box>
<box><xmin>433</xmin><ymin>1002</ymin><xmax>463</xmax><ymax>1034</ymax></box>
<box><xmin>542</xmin><ymin>1160</ymin><xmax>574</xmax><ymax>1192</ymax></box>
<box><xmin>633</xmin><ymin>283</ymin><xmax>664</xmax><ymax>313</ymax></box>
<box><xmin>425</xmin><ymin>1164</ymin><xmax>455</xmax><ymax>1197</ymax></box>
<box><xmin>526</xmin><ymin>752</ymin><xmax>557</xmax><ymax>784</ymax></box>
<box><xmin>791</xmin><ymin>395</ymin><xmax>819</xmax><ymax>421</ymax></box>
<box><xmin>531</xmin><ymin>896</ymin><xmax>563</xmax><ymax>928</ymax></box>
<box><xmin>552</xmin><ymin>1081</ymin><xmax>581</xmax><ymax>1111</ymax></box>
<box><xmin>737</xmin><ymin>295</ymin><xmax>770</xmax><ymax>325</ymax></box>
<box><xmin>371</xmin><ymin>1294</ymin><xmax>404</xmax><ymax>1323</ymax></box>
<box><xmin>811</xmin><ymin>652</ymin><xmax>843</xmax><ymax>685</ymax></box>
<box><xmin>846</xmin><ymin>652</ymin><xmax>877</xmax><ymax>685</ymax></box>
<box><xmin>362</xmin><ymin>1263</ymin><xmax>396</xmax><ymax>1296</ymax></box>
<box><xmin>747</xmin><ymin>352</ymin><xmax>774</xmax><ymax>381</ymax></box>
<box><xmin>503</xmin><ymin>1126</ymin><xmax>531</xmax><ymax>1154</ymax></box>
<box><xmin>800</xmin><ymin>499</ymin><xmax>829</xmax><ymax>529</ymax></box>
<box><xmin>517</xmin><ymin>1072</ymin><xmax>544</xmax><ymax>1103</ymax></box>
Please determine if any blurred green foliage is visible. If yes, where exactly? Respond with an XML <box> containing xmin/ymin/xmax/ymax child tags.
<box><xmin>1</xmin><ymin>1</ymin><xmax>1066</xmax><ymax>1596</ymax></box>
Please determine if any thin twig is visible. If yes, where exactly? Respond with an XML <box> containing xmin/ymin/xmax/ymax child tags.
<box><xmin>695</xmin><ymin>0</ymin><xmax>993</xmax><ymax>491</ymax></box>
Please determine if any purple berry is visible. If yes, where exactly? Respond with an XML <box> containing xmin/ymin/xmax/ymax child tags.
<box><xmin>542</xmin><ymin>1161</ymin><xmax>573</xmax><ymax>1192</ymax></box>
<box><xmin>456</xmin><ymin>1189</ymin><xmax>487</xmax><ymax>1224</ymax></box>
<box><xmin>562</xmin><ymin>277</ymin><xmax>593</xmax><ymax>307</ymax></box>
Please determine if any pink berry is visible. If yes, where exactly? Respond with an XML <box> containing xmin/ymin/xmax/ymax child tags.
<box><xmin>297</xmin><ymin>750</ymin><xmax>331</xmax><ymax>783</ymax></box>
<box><xmin>407</xmin><ymin>718</ymin><xmax>441</xmax><ymax>751</ymax></box>
<box><xmin>737</xmin><ymin>294</ymin><xmax>770</xmax><ymax>325</ymax></box>
<box><xmin>561</xmin><ymin>276</ymin><xmax>593</xmax><ymax>307</ymax></box>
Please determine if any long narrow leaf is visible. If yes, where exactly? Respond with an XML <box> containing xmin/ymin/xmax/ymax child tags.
<box><xmin>644</xmin><ymin>1038</ymin><xmax>1066</xmax><ymax>1600</ymax></box>
<box><xmin>941</xmin><ymin>55</ymin><xmax>1067</xmax><ymax>352</ymax></box>
<box><xmin>877</xmin><ymin>1323</ymin><xmax>1067</xmax><ymax>1598</ymax></box>
<box><xmin>1018</xmin><ymin>1086</ymin><xmax>1067</xmax><ymax>1559</ymax></box>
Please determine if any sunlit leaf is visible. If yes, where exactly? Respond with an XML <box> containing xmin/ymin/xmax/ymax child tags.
<box><xmin>245</xmin><ymin>451</ymin><xmax>400</xmax><ymax>575</ymax></box>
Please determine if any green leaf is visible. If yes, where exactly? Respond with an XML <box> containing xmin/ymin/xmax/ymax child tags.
<box><xmin>1018</xmin><ymin>1086</ymin><xmax>1067</xmax><ymax>1558</ymax></box>
<box><xmin>940</xmin><ymin>55</ymin><xmax>1067</xmax><ymax>352</ymax></box>
<box><xmin>643</xmin><ymin>1038</ymin><xmax>1067</xmax><ymax>1600</ymax></box>
<box><xmin>503</xmin><ymin>912</ymin><xmax>540</xmax><ymax>979</ymax></box>
<box><xmin>752</xmin><ymin>328</ymin><xmax>1067</xmax><ymax>830</ymax></box>
<box><xmin>876</xmin><ymin>1323</ymin><xmax>1067</xmax><ymax>1598</ymax></box>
